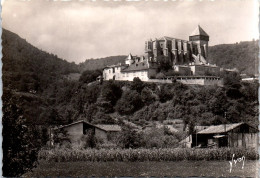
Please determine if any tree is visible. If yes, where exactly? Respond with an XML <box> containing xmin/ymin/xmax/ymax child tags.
<box><xmin>131</xmin><ymin>77</ymin><xmax>144</xmax><ymax>93</ymax></box>
<box><xmin>119</xmin><ymin>126</ymin><xmax>143</xmax><ymax>148</ymax></box>
<box><xmin>115</xmin><ymin>90</ymin><xmax>143</xmax><ymax>115</ymax></box>
<box><xmin>2</xmin><ymin>90</ymin><xmax>40</xmax><ymax>176</ymax></box>
<box><xmin>141</xmin><ymin>87</ymin><xmax>156</xmax><ymax>105</ymax></box>
<box><xmin>221</xmin><ymin>71</ymin><xmax>241</xmax><ymax>87</ymax></box>
<box><xmin>47</xmin><ymin>108</ymin><xmax>65</xmax><ymax>126</ymax></box>
<box><xmin>92</xmin><ymin>112</ymin><xmax>115</xmax><ymax>124</ymax></box>
<box><xmin>101</xmin><ymin>81</ymin><xmax>122</xmax><ymax>106</ymax></box>
<box><xmin>157</xmin><ymin>84</ymin><xmax>174</xmax><ymax>103</ymax></box>
<box><xmin>79</xmin><ymin>69</ymin><xmax>102</xmax><ymax>84</ymax></box>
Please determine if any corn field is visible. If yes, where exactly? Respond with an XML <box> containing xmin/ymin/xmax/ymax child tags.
<box><xmin>38</xmin><ymin>147</ymin><xmax>259</xmax><ymax>162</ymax></box>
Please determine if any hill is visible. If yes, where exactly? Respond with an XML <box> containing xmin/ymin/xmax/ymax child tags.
<box><xmin>2</xmin><ymin>29</ymin><xmax>80</xmax><ymax>127</ymax></box>
<box><xmin>78</xmin><ymin>56</ymin><xmax>127</xmax><ymax>72</ymax></box>
<box><xmin>2</xmin><ymin>28</ymin><xmax>79</xmax><ymax>92</ymax></box>
<box><xmin>208</xmin><ymin>40</ymin><xmax>258</xmax><ymax>75</ymax></box>
<box><xmin>78</xmin><ymin>41</ymin><xmax>258</xmax><ymax>75</ymax></box>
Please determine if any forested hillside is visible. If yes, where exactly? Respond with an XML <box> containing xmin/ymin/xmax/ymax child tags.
<box><xmin>208</xmin><ymin>40</ymin><xmax>258</xmax><ymax>75</ymax></box>
<box><xmin>2</xmin><ymin>29</ymin><xmax>79</xmax><ymax>92</ymax></box>
<box><xmin>78</xmin><ymin>56</ymin><xmax>127</xmax><ymax>72</ymax></box>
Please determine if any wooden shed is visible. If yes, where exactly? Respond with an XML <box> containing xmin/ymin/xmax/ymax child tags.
<box><xmin>52</xmin><ymin>120</ymin><xmax>122</xmax><ymax>145</ymax></box>
<box><xmin>191</xmin><ymin>123</ymin><xmax>258</xmax><ymax>148</ymax></box>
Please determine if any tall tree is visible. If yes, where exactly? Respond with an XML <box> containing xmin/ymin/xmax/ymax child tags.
<box><xmin>2</xmin><ymin>90</ymin><xmax>40</xmax><ymax>176</ymax></box>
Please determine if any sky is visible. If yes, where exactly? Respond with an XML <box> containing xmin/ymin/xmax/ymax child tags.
<box><xmin>2</xmin><ymin>0</ymin><xmax>259</xmax><ymax>63</ymax></box>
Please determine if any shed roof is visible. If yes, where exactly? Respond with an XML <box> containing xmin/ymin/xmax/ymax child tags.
<box><xmin>198</xmin><ymin>123</ymin><xmax>243</xmax><ymax>134</ymax></box>
<box><xmin>95</xmin><ymin>124</ymin><xmax>122</xmax><ymax>132</ymax></box>
<box><xmin>55</xmin><ymin>120</ymin><xmax>96</xmax><ymax>130</ymax></box>
<box><xmin>55</xmin><ymin>121</ymin><xmax>122</xmax><ymax>132</ymax></box>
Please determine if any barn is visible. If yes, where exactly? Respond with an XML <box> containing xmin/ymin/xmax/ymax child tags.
<box><xmin>52</xmin><ymin>120</ymin><xmax>122</xmax><ymax>145</ymax></box>
<box><xmin>191</xmin><ymin>123</ymin><xmax>258</xmax><ymax>148</ymax></box>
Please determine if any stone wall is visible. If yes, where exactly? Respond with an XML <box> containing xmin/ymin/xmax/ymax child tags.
<box><xmin>121</xmin><ymin>70</ymin><xmax>149</xmax><ymax>81</ymax></box>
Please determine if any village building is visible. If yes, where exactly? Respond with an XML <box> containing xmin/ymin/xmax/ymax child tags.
<box><xmin>51</xmin><ymin>120</ymin><xmax>122</xmax><ymax>145</ymax></box>
<box><xmin>103</xmin><ymin>25</ymin><xmax>222</xmax><ymax>86</ymax></box>
<box><xmin>181</xmin><ymin>123</ymin><xmax>258</xmax><ymax>148</ymax></box>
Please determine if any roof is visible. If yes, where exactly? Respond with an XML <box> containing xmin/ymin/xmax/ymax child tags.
<box><xmin>198</xmin><ymin>123</ymin><xmax>243</xmax><ymax>134</ymax></box>
<box><xmin>55</xmin><ymin>120</ymin><xmax>96</xmax><ymax>130</ymax></box>
<box><xmin>121</xmin><ymin>61</ymin><xmax>150</xmax><ymax>72</ymax></box>
<box><xmin>55</xmin><ymin>120</ymin><xmax>122</xmax><ymax>132</ymax></box>
<box><xmin>195</xmin><ymin>126</ymin><xmax>210</xmax><ymax>132</ymax></box>
<box><xmin>157</xmin><ymin>36</ymin><xmax>189</xmax><ymax>42</ymax></box>
<box><xmin>103</xmin><ymin>63</ymin><xmax>123</xmax><ymax>69</ymax></box>
<box><xmin>95</xmin><ymin>125</ymin><xmax>122</xmax><ymax>132</ymax></box>
<box><xmin>190</xmin><ymin>25</ymin><xmax>209</xmax><ymax>37</ymax></box>
<box><xmin>126</xmin><ymin>53</ymin><xmax>133</xmax><ymax>60</ymax></box>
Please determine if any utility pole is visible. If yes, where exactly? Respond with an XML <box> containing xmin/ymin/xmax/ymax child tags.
<box><xmin>224</xmin><ymin>111</ymin><xmax>227</xmax><ymax>132</ymax></box>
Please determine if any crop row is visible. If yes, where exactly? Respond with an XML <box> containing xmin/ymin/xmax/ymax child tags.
<box><xmin>38</xmin><ymin>147</ymin><xmax>259</xmax><ymax>162</ymax></box>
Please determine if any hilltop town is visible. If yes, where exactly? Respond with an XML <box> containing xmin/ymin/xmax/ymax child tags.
<box><xmin>103</xmin><ymin>26</ymin><xmax>232</xmax><ymax>86</ymax></box>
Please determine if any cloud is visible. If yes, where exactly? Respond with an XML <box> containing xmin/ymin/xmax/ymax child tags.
<box><xmin>2</xmin><ymin>0</ymin><xmax>258</xmax><ymax>63</ymax></box>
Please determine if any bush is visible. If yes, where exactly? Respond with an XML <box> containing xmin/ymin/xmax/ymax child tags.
<box><xmin>141</xmin><ymin>87</ymin><xmax>156</xmax><ymax>105</ymax></box>
<box><xmin>131</xmin><ymin>77</ymin><xmax>144</xmax><ymax>93</ymax></box>
<box><xmin>79</xmin><ymin>70</ymin><xmax>102</xmax><ymax>84</ymax></box>
<box><xmin>101</xmin><ymin>81</ymin><xmax>122</xmax><ymax>106</ymax></box>
<box><xmin>115</xmin><ymin>90</ymin><xmax>143</xmax><ymax>115</ymax></box>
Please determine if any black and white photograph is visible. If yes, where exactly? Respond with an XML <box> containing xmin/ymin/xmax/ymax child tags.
<box><xmin>1</xmin><ymin>0</ymin><xmax>259</xmax><ymax>177</ymax></box>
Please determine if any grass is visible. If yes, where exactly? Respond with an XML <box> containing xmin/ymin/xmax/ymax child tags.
<box><xmin>24</xmin><ymin>160</ymin><xmax>259</xmax><ymax>177</ymax></box>
<box><xmin>39</xmin><ymin>147</ymin><xmax>259</xmax><ymax>162</ymax></box>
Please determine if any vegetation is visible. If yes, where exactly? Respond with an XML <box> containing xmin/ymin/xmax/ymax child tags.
<box><xmin>79</xmin><ymin>69</ymin><xmax>102</xmax><ymax>84</ymax></box>
<box><xmin>2</xmin><ymin>90</ymin><xmax>41</xmax><ymax>177</ymax></box>
<box><xmin>79</xmin><ymin>56</ymin><xmax>127</xmax><ymax>72</ymax></box>
<box><xmin>39</xmin><ymin>147</ymin><xmax>258</xmax><ymax>162</ymax></box>
<box><xmin>208</xmin><ymin>40</ymin><xmax>258</xmax><ymax>75</ymax></box>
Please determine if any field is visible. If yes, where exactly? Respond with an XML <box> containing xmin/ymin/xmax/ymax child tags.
<box><xmin>38</xmin><ymin>147</ymin><xmax>259</xmax><ymax>162</ymax></box>
<box><xmin>24</xmin><ymin>160</ymin><xmax>258</xmax><ymax>177</ymax></box>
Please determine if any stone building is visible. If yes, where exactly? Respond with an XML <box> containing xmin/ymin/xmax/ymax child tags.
<box><xmin>103</xmin><ymin>25</ymin><xmax>222</xmax><ymax>86</ymax></box>
<box><xmin>144</xmin><ymin>25</ymin><xmax>209</xmax><ymax>65</ymax></box>
<box><xmin>103</xmin><ymin>54</ymin><xmax>158</xmax><ymax>81</ymax></box>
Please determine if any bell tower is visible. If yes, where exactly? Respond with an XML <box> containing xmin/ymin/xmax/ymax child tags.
<box><xmin>189</xmin><ymin>25</ymin><xmax>209</xmax><ymax>60</ymax></box>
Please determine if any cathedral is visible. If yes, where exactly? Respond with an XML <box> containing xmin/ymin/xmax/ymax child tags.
<box><xmin>103</xmin><ymin>25</ymin><xmax>221</xmax><ymax>86</ymax></box>
<box><xmin>144</xmin><ymin>25</ymin><xmax>209</xmax><ymax>65</ymax></box>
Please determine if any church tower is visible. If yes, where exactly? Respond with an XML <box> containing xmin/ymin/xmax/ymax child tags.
<box><xmin>189</xmin><ymin>25</ymin><xmax>209</xmax><ymax>61</ymax></box>
<box><xmin>145</xmin><ymin>40</ymin><xmax>153</xmax><ymax>61</ymax></box>
<box><xmin>125</xmin><ymin>53</ymin><xmax>134</xmax><ymax>65</ymax></box>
